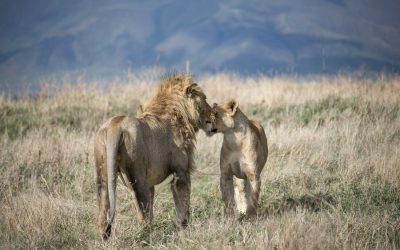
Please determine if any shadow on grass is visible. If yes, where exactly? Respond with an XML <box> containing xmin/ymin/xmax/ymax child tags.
<box><xmin>261</xmin><ymin>193</ymin><xmax>336</xmax><ymax>216</ymax></box>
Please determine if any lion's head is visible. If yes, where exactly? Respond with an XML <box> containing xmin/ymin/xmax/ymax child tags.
<box><xmin>183</xmin><ymin>82</ymin><xmax>214</xmax><ymax>132</ymax></box>
<box><xmin>142</xmin><ymin>73</ymin><xmax>214</xmax><ymax>148</ymax></box>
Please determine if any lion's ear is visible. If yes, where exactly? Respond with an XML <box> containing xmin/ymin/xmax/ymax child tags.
<box><xmin>212</xmin><ymin>103</ymin><xmax>218</xmax><ymax>108</ymax></box>
<box><xmin>227</xmin><ymin>99</ymin><xmax>238</xmax><ymax>116</ymax></box>
<box><xmin>184</xmin><ymin>83</ymin><xmax>198</xmax><ymax>97</ymax></box>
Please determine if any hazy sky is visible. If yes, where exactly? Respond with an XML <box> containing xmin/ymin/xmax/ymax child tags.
<box><xmin>1</xmin><ymin>0</ymin><xmax>400</xmax><ymax>83</ymax></box>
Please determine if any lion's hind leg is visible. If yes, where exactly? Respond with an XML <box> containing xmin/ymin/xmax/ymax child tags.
<box><xmin>120</xmin><ymin>168</ymin><xmax>153</xmax><ymax>244</ymax></box>
<box><xmin>133</xmin><ymin>180</ymin><xmax>154</xmax><ymax>244</ymax></box>
<box><xmin>119</xmin><ymin>163</ymin><xmax>153</xmax><ymax>224</ymax></box>
<box><xmin>97</xmin><ymin>178</ymin><xmax>111</xmax><ymax>240</ymax></box>
<box><xmin>132</xmin><ymin>182</ymin><xmax>153</xmax><ymax>224</ymax></box>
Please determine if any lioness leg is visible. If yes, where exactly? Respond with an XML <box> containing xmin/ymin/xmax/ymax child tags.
<box><xmin>220</xmin><ymin>166</ymin><xmax>235</xmax><ymax>216</ymax></box>
<box><xmin>244</xmin><ymin>172</ymin><xmax>261</xmax><ymax>218</ymax></box>
<box><xmin>233</xmin><ymin>177</ymin><xmax>247</xmax><ymax>216</ymax></box>
<box><xmin>171</xmin><ymin>172</ymin><xmax>191</xmax><ymax>228</ymax></box>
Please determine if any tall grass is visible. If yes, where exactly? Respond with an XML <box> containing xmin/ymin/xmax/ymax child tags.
<box><xmin>0</xmin><ymin>73</ymin><xmax>399</xmax><ymax>249</ymax></box>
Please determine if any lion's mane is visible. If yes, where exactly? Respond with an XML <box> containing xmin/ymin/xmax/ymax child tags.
<box><xmin>141</xmin><ymin>73</ymin><xmax>207</xmax><ymax>151</ymax></box>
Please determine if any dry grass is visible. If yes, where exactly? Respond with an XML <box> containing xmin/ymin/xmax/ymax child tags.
<box><xmin>0</xmin><ymin>73</ymin><xmax>399</xmax><ymax>249</ymax></box>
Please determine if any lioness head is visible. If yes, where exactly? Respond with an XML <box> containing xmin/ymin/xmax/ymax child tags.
<box><xmin>208</xmin><ymin>99</ymin><xmax>239</xmax><ymax>134</ymax></box>
<box><xmin>184</xmin><ymin>83</ymin><xmax>215</xmax><ymax>133</ymax></box>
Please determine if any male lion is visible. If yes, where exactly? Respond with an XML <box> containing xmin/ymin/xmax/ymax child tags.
<box><xmin>209</xmin><ymin>100</ymin><xmax>268</xmax><ymax>218</ymax></box>
<box><xmin>94</xmin><ymin>74</ymin><xmax>214</xmax><ymax>240</ymax></box>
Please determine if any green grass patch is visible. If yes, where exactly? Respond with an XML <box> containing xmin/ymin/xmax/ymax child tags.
<box><xmin>339</xmin><ymin>180</ymin><xmax>400</xmax><ymax>215</ymax></box>
<box><xmin>260</xmin><ymin>177</ymin><xmax>400</xmax><ymax>219</ymax></box>
<box><xmin>246</xmin><ymin>95</ymin><xmax>399</xmax><ymax>128</ymax></box>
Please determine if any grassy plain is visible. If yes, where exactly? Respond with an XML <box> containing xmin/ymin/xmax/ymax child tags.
<box><xmin>0</xmin><ymin>73</ymin><xmax>399</xmax><ymax>249</ymax></box>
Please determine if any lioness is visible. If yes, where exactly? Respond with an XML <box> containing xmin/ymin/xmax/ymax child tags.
<box><xmin>210</xmin><ymin>100</ymin><xmax>268</xmax><ymax>218</ymax></box>
<box><xmin>94</xmin><ymin>74</ymin><xmax>214</xmax><ymax>240</ymax></box>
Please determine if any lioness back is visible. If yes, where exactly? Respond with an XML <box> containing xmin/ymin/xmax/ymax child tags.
<box><xmin>249</xmin><ymin>119</ymin><xmax>268</xmax><ymax>162</ymax></box>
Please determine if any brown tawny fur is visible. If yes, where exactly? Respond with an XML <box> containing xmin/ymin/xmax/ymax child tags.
<box><xmin>210</xmin><ymin>99</ymin><xmax>268</xmax><ymax>218</ymax></box>
<box><xmin>94</xmin><ymin>73</ymin><xmax>214</xmax><ymax>240</ymax></box>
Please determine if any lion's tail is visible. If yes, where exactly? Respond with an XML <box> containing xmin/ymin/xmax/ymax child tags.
<box><xmin>106</xmin><ymin>126</ymin><xmax>122</xmax><ymax>226</ymax></box>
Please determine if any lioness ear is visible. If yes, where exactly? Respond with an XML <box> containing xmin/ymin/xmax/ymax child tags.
<box><xmin>212</xmin><ymin>103</ymin><xmax>218</xmax><ymax>108</ymax></box>
<box><xmin>227</xmin><ymin>99</ymin><xmax>238</xmax><ymax>116</ymax></box>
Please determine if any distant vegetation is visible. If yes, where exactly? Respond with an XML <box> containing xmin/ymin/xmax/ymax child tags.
<box><xmin>0</xmin><ymin>73</ymin><xmax>399</xmax><ymax>249</ymax></box>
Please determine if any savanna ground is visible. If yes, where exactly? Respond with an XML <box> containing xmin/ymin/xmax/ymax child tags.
<box><xmin>0</xmin><ymin>73</ymin><xmax>399</xmax><ymax>249</ymax></box>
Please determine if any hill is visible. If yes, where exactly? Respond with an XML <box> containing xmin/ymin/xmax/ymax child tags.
<box><xmin>1</xmin><ymin>1</ymin><xmax>400</xmax><ymax>83</ymax></box>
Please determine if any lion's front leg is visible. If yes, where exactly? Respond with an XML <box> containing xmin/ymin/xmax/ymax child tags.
<box><xmin>171</xmin><ymin>172</ymin><xmax>191</xmax><ymax>228</ymax></box>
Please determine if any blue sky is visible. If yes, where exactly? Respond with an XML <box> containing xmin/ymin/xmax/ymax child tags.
<box><xmin>1</xmin><ymin>0</ymin><xmax>400</xmax><ymax>83</ymax></box>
